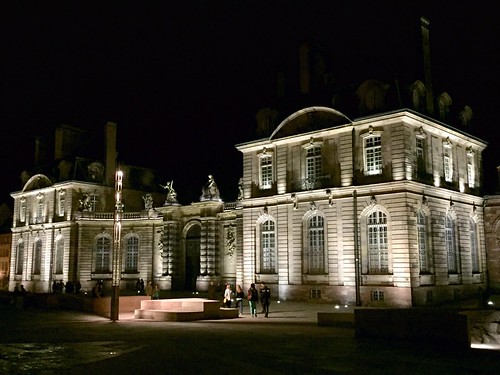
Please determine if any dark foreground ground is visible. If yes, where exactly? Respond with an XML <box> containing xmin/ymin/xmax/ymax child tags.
<box><xmin>0</xmin><ymin>297</ymin><xmax>499</xmax><ymax>375</ymax></box>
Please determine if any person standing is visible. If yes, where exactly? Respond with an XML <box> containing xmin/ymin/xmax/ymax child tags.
<box><xmin>224</xmin><ymin>283</ymin><xmax>233</xmax><ymax>308</ymax></box>
<box><xmin>260</xmin><ymin>282</ymin><xmax>271</xmax><ymax>317</ymax></box>
<box><xmin>235</xmin><ymin>284</ymin><xmax>244</xmax><ymax>317</ymax></box>
<box><xmin>247</xmin><ymin>283</ymin><xmax>259</xmax><ymax>317</ymax></box>
<box><xmin>145</xmin><ymin>281</ymin><xmax>153</xmax><ymax>299</ymax></box>
<box><xmin>152</xmin><ymin>284</ymin><xmax>160</xmax><ymax>300</ymax></box>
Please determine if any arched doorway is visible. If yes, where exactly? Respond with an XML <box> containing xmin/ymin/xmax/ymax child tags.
<box><xmin>185</xmin><ymin>225</ymin><xmax>201</xmax><ymax>290</ymax></box>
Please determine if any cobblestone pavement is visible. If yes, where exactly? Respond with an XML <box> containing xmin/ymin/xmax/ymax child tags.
<box><xmin>1</xmin><ymin>300</ymin><xmax>499</xmax><ymax>375</ymax></box>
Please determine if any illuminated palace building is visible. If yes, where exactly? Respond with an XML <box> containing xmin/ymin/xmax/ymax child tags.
<box><xmin>8</xmin><ymin>38</ymin><xmax>500</xmax><ymax>307</ymax></box>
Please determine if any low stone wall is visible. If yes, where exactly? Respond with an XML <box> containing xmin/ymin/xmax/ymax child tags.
<box><xmin>84</xmin><ymin>295</ymin><xmax>149</xmax><ymax>318</ymax></box>
<box><xmin>354</xmin><ymin>308</ymin><xmax>470</xmax><ymax>348</ymax></box>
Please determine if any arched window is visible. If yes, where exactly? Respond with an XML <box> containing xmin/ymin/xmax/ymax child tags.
<box><xmin>305</xmin><ymin>214</ymin><xmax>325</xmax><ymax>274</ymax></box>
<box><xmin>95</xmin><ymin>236</ymin><xmax>111</xmax><ymax>273</ymax></box>
<box><xmin>16</xmin><ymin>241</ymin><xmax>24</xmax><ymax>275</ymax></box>
<box><xmin>367</xmin><ymin>210</ymin><xmax>388</xmax><ymax>274</ymax></box>
<box><xmin>260</xmin><ymin>219</ymin><xmax>276</xmax><ymax>273</ymax></box>
<box><xmin>445</xmin><ymin>214</ymin><xmax>459</xmax><ymax>273</ymax></box>
<box><xmin>55</xmin><ymin>237</ymin><xmax>64</xmax><ymax>274</ymax></box>
<box><xmin>470</xmin><ymin>218</ymin><xmax>480</xmax><ymax>273</ymax></box>
<box><xmin>32</xmin><ymin>239</ymin><xmax>42</xmax><ymax>275</ymax></box>
<box><xmin>125</xmin><ymin>236</ymin><xmax>139</xmax><ymax>273</ymax></box>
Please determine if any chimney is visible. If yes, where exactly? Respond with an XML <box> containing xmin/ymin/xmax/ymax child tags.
<box><xmin>420</xmin><ymin>17</ymin><xmax>434</xmax><ymax>115</ymax></box>
<box><xmin>104</xmin><ymin>122</ymin><xmax>117</xmax><ymax>186</ymax></box>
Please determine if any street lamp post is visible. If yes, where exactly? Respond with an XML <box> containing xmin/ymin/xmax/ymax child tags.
<box><xmin>111</xmin><ymin>169</ymin><xmax>123</xmax><ymax>321</ymax></box>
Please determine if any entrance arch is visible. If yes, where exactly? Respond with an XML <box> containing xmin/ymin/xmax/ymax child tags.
<box><xmin>184</xmin><ymin>224</ymin><xmax>201</xmax><ymax>291</ymax></box>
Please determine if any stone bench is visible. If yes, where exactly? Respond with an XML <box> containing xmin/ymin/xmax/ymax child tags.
<box><xmin>134</xmin><ymin>298</ymin><xmax>238</xmax><ymax>321</ymax></box>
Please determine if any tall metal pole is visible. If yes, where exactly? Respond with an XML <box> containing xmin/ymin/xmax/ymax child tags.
<box><xmin>111</xmin><ymin>169</ymin><xmax>123</xmax><ymax>321</ymax></box>
<box><xmin>353</xmin><ymin>190</ymin><xmax>361</xmax><ymax>306</ymax></box>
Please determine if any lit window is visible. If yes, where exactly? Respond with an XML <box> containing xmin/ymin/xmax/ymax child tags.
<box><xmin>364</xmin><ymin>135</ymin><xmax>382</xmax><ymax>175</ymax></box>
<box><xmin>125</xmin><ymin>236</ymin><xmax>139</xmax><ymax>272</ymax></box>
<box><xmin>306</xmin><ymin>145</ymin><xmax>322</xmax><ymax>181</ymax></box>
<box><xmin>89</xmin><ymin>194</ymin><xmax>99</xmax><ymax>212</ymax></box>
<box><xmin>95</xmin><ymin>236</ymin><xmax>111</xmax><ymax>273</ymax></box>
<box><xmin>305</xmin><ymin>214</ymin><xmax>325</xmax><ymax>274</ymax></box>
<box><xmin>261</xmin><ymin>219</ymin><xmax>276</xmax><ymax>273</ymax></box>
<box><xmin>467</xmin><ymin>150</ymin><xmax>475</xmax><ymax>188</ymax></box>
<box><xmin>443</xmin><ymin>139</ymin><xmax>453</xmax><ymax>182</ymax></box>
<box><xmin>32</xmin><ymin>239</ymin><xmax>42</xmax><ymax>275</ymax></box>
<box><xmin>372</xmin><ymin>290</ymin><xmax>384</xmax><ymax>301</ymax></box>
<box><xmin>36</xmin><ymin>194</ymin><xmax>44</xmax><ymax>223</ymax></box>
<box><xmin>416</xmin><ymin>136</ymin><xmax>425</xmax><ymax>175</ymax></box>
<box><xmin>20</xmin><ymin>198</ymin><xmax>26</xmax><ymax>223</ymax></box>
<box><xmin>58</xmin><ymin>190</ymin><xmax>66</xmax><ymax>217</ymax></box>
<box><xmin>445</xmin><ymin>214</ymin><xmax>458</xmax><ymax>273</ymax></box>
<box><xmin>470</xmin><ymin>218</ymin><xmax>479</xmax><ymax>273</ymax></box>
<box><xmin>367</xmin><ymin>210</ymin><xmax>388</xmax><ymax>274</ymax></box>
<box><xmin>260</xmin><ymin>154</ymin><xmax>273</xmax><ymax>189</ymax></box>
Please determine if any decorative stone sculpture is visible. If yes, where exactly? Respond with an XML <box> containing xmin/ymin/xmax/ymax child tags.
<box><xmin>200</xmin><ymin>174</ymin><xmax>221</xmax><ymax>201</ymax></box>
<box><xmin>237</xmin><ymin>177</ymin><xmax>244</xmax><ymax>200</ymax></box>
<box><xmin>160</xmin><ymin>180</ymin><xmax>178</xmax><ymax>205</ymax></box>
<box><xmin>142</xmin><ymin>193</ymin><xmax>154</xmax><ymax>210</ymax></box>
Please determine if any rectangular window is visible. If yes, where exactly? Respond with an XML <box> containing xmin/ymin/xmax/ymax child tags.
<box><xmin>444</xmin><ymin>155</ymin><xmax>452</xmax><ymax>182</ymax></box>
<box><xmin>445</xmin><ymin>216</ymin><xmax>458</xmax><ymax>273</ymax></box>
<box><xmin>16</xmin><ymin>243</ymin><xmax>24</xmax><ymax>275</ymax></box>
<box><xmin>125</xmin><ymin>237</ymin><xmax>139</xmax><ymax>272</ymax></box>
<box><xmin>36</xmin><ymin>199</ymin><xmax>44</xmax><ymax>224</ymax></box>
<box><xmin>364</xmin><ymin>135</ymin><xmax>382</xmax><ymax>175</ymax></box>
<box><xmin>306</xmin><ymin>146</ymin><xmax>322</xmax><ymax>180</ymax></box>
<box><xmin>371</xmin><ymin>290</ymin><xmax>384</xmax><ymax>301</ymax></box>
<box><xmin>260</xmin><ymin>155</ymin><xmax>273</xmax><ymax>189</ymax></box>
<box><xmin>467</xmin><ymin>154</ymin><xmax>475</xmax><ymax>188</ymax></box>
<box><xmin>58</xmin><ymin>193</ymin><xmax>65</xmax><ymax>217</ymax></box>
<box><xmin>470</xmin><ymin>219</ymin><xmax>479</xmax><ymax>273</ymax></box>
<box><xmin>55</xmin><ymin>239</ymin><xmax>64</xmax><ymax>274</ymax></box>
<box><xmin>32</xmin><ymin>240</ymin><xmax>42</xmax><ymax>275</ymax></box>
<box><xmin>20</xmin><ymin>201</ymin><xmax>26</xmax><ymax>223</ymax></box>
<box><xmin>417</xmin><ymin>212</ymin><xmax>428</xmax><ymax>273</ymax></box>
<box><xmin>416</xmin><ymin>137</ymin><xmax>425</xmax><ymax>175</ymax></box>
<box><xmin>261</xmin><ymin>220</ymin><xmax>276</xmax><ymax>273</ymax></box>
<box><xmin>95</xmin><ymin>237</ymin><xmax>111</xmax><ymax>273</ymax></box>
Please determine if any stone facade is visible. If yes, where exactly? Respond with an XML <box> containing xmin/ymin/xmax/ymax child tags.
<box><xmin>237</xmin><ymin>108</ymin><xmax>488</xmax><ymax>307</ymax></box>
<box><xmin>8</xmin><ymin>108</ymin><xmax>499</xmax><ymax>307</ymax></box>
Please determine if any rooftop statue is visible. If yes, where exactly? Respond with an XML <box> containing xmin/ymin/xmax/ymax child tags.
<box><xmin>200</xmin><ymin>174</ymin><xmax>220</xmax><ymax>201</ymax></box>
<box><xmin>142</xmin><ymin>193</ymin><xmax>154</xmax><ymax>210</ymax></box>
<box><xmin>160</xmin><ymin>180</ymin><xmax>178</xmax><ymax>205</ymax></box>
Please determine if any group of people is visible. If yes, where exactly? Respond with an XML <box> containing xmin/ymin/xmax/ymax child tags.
<box><xmin>144</xmin><ymin>281</ymin><xmax>160</xmax><ymax>300</ymax></box>
<box><xmin>222</xmin><ymin>282</ymin><xmax>271</xmax><ymax>318</ymax></box>
<box><xmin>52</xmin><ymin>280</ymin><xmax>82</xmax><ymax>294</ymax></box>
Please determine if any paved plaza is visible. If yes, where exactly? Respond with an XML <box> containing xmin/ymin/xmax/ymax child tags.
<box><xmin>0</xmin><ymin>299</ymin><xmax>499</xmax><ymax>375</ymax></box>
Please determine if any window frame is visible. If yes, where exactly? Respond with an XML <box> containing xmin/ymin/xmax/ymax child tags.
<box><xmin>361</xmin><ymin>130</ymin><xmax>383</xmax><ymax>176</ymax></box>
<box><xmin>257</xmin><ymin>148</ymin><xmax>274</xmax><ymax>190</ymax></box>
<box><xmin>124</xmin><ymin>235</ymin><xmax>139</xmax><ymax>273</ymax></box>
<box><xmin>303</xmin><ymin>212</ymin><xmax>327</xmax><ymax>275</ymax></box>
<box><xmin>259</xmin><ymin>218</ymin><xmax>277</xmax><ymax>274</ymax></box>
<box><xmin>94</xmin><ymin>235</ymin><xmax>112</xmax><ymax>274</ymax></box>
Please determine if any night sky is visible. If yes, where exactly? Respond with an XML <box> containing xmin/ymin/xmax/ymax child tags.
<box><xmin>1</xmin><ymin>2</ymin><xmax>499</xmax><ymax>206</ymax></box>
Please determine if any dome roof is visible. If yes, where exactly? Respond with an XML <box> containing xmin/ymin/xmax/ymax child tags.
<box><xmin>269</xmin><ymin>107</ymin><xmax>351</xmax><ymax>140</ymax></box>
<box><xmin>22</xmin><ymin>174</ymin><xmax>53</xmax><ymax>192</ymax></box>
